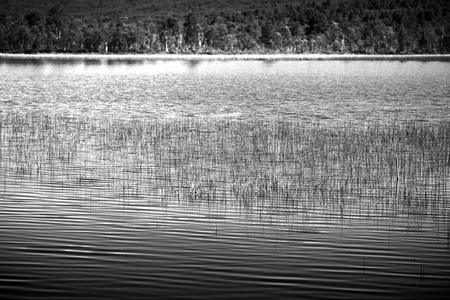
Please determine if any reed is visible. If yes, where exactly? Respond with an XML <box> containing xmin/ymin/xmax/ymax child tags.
<box><xmin>1</xmin><ymin>112</ymin><xmax>449</xmax><ymax>220</ymax></box>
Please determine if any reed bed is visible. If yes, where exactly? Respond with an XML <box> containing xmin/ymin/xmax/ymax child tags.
<box><xmin>1</xmin><ymin>112</ymin><xmax>449</xmax><ymax>220</ymax></box>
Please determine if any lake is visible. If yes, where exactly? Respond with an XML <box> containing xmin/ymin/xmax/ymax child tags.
<box><xmin>1</xmin><ymin>56</ymin><xmax>449</xmax><ymax>123</ymax></box>
<box><xmin>1</xmin><ymin>56</ymin><xmax>450</xmax><ymax>299</ymax></box>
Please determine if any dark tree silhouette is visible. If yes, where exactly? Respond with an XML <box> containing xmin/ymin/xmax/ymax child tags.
<box><xmin>0</xmin><ymin>0</ymin><xmax>449</xmax><ymax>54</ymax></box>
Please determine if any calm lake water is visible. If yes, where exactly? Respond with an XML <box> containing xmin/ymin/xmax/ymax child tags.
<box><xmin>1</xmin><ymin>57</ymin><xmax>450</xmax><ymax>299</ymax></box>
<box><xmin>1</xmin><ymin>57</ymin><xmax>450</xmax><ymax>123</ymax></box>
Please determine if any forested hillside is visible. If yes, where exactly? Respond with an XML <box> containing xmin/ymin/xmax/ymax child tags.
<box><xmin>1</xmin><ymin>0</ymin><xmax>449</xmax><ymax>54</ymax></box>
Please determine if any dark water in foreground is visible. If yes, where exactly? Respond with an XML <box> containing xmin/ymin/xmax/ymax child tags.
<box><xmin>0</xmin><ymin>57</ymin><xmax>450</xmax><ymax>299</ymax></box>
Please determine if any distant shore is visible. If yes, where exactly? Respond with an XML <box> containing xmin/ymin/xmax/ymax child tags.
<box><xmin>1</xmin><ymin>53</ymin><xmax>450</xmax><ymax>61</ymax></box>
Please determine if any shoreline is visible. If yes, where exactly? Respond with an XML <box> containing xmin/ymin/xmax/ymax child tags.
<box><xmin>1</xmin><ymin>53</ymin><xmax>450</xmax><ymax>61</ymax></box>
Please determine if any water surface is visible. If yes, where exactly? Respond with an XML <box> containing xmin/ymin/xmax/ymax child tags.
<box><xmin>0</xmin><ymin>57</ymin><xmax>449</xmax><ymax>299</ymax></box>
<box><xmin>1</xmin><ymin>58</ymin><xmax>449</xmax><ymax>124</ymax></box>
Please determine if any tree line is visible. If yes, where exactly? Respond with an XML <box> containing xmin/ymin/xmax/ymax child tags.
<box><xmin>1</xmin><ymin>0</ymin><xmax>449</xmax><ymax>54</ymax></box>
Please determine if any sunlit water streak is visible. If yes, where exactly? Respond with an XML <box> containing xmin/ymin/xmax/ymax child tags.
<box><xmin>0</xmin><ymin>58</ymin><xmax>450</xmax><ymax>299</ymax></box>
